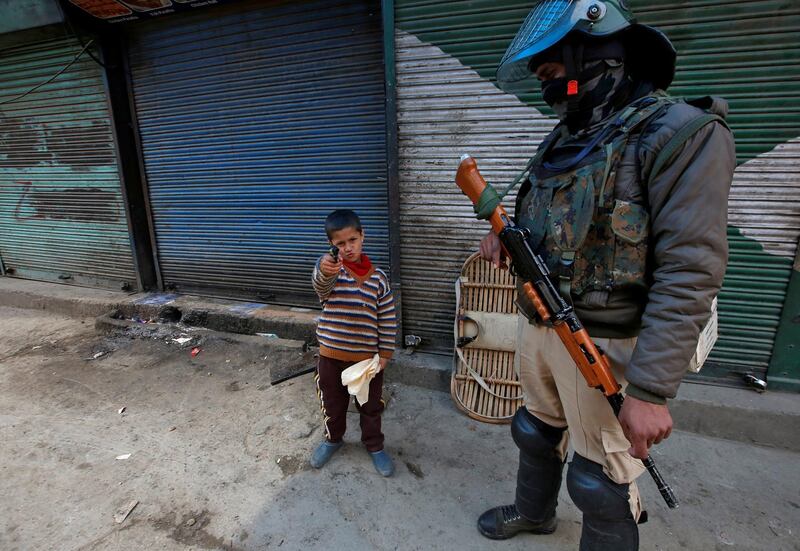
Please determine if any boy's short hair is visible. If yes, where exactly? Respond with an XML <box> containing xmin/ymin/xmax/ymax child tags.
<box><xmin>325</xmin><ymin>209</ymin><xmax>362</xmax><ymax>238</ymax></box>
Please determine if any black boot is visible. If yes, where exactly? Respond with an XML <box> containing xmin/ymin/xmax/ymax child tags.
<box><xmin>477</xmin><ymin>408</ymin><xmax>566</xmax><ymax>540</ymax></box>
<box><xmin>477</xmin><ymin>504</ymin><xmax>557</xmax><ymax>540</ymax></box>
<box><xmin>568</xmin><ymin>453</ymin><xmax>639</xmax><ymax>551</ymax></box>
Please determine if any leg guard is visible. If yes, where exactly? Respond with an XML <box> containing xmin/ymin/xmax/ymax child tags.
<box><xmin>567</xmin><ymin>454</ymin><xmax>639</xmax><ymax>551</ymax></box>
<box><xmin>511</xmin><ymin>407</ymin><xmax>566</xmax><ymax>524</ymax></box>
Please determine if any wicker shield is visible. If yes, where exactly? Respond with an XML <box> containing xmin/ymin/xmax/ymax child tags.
<box><xmin>451</xmin><ymin>252</ymin><xmax>524</xmax><ymax>424</ymax></box>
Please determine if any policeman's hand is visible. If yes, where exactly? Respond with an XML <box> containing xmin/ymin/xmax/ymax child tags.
<box><xmin>479</xmin><ymin>231</ymin><xmax>507</xmax><ymax>269</ymax></box>
<box><xmin>320</xmin><ymin>254</ymin><xmax>342</xmax><ymax>276</ymax></box>
<box><xmin>618</xmin><ymin>396</ymin><xmax>673</xmax><ymax>460</ymax></box>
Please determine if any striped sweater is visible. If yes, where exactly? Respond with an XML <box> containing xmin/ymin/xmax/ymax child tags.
<box><xmin>312</xmin><ymin>258</ymin><xmax>397</xmax><ymax>362</ymax></box>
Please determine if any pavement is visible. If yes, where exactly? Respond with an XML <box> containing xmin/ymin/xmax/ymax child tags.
<box><xmin>0</xmin><ymin>305</ymin><xmax>798</xmax><ymax>551</ymax></box>
<box><xmin>1</xmin><ymin>276</ymin><xmax>798</xmax><ymax>453</ymax></box>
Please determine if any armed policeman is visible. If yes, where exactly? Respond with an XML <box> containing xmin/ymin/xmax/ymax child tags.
<box><xmin>475</xmin><ymin>1</ymin><xmax>736</xmax><ymax>549</ymax></box>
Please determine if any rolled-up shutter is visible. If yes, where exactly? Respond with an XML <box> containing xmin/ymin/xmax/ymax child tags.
<box><xmin>0</xmin><ymin>31</ymin><xmax>137</xmax><ymax>290</ymax></box>
<box><xmin>127</xmin><ymin>0</ymin><xmax>389</xmax><ymax>305</ymax></box>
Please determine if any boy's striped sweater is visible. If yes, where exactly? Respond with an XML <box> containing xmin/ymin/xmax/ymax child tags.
<box><xmin>312</xmin><ymin>258</ymin><xmax>397</xmax><ymax>362</ymax></box>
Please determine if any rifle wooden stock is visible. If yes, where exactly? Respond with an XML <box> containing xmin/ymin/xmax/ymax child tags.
<box><xmin>455</xmin><ymin>155</ymin><xmax>678</xmax><ymax>509</ymax></box>
<box><xmin>455</xmin><ymin>155</ymin><xmax>510</xmax><ymax>238</ymax></box>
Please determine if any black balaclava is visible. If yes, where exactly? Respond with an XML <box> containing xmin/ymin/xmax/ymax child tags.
<box><xmin>531</xmin><ymin>36</ymin><xmax>635</xmax><ymax>134</ymax></box>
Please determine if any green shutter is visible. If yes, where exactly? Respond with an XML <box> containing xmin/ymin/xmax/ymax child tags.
<box><xmin>634</xmin><ymin>1</ymin><xmax>799</xmax><ymax>384</ymax></box>
<box><xmin>396</xmin><ymin>1</ymin><xmax>800</xmax><ymax>388</ymax></box>
<box><xmin>0</xmin><ymin>30</ymin><xmax>136</xmax><ymax>290</ymax></box>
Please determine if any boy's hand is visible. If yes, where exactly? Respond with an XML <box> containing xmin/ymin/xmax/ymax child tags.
<box><xmin>320</xmin><ymin>254</ymin><xmax>342</xmax><ymax>276</ymax></box>
<box><xmin>378</xmin><ymin>358</ymin><xmax>390</xmax><ymax>372</ymax></box>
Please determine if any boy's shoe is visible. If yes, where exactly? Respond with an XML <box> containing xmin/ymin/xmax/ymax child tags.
<box><xmin>310</xmin><ymin>441</ymin><xmax>343</xmax><ymax>469</ymax></box>
<box><xmin>369</xmin><ymin>449</ymin><xmax>394</xmax><ymax>477</ymax></box>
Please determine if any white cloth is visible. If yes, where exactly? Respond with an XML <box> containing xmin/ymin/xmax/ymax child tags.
<box><xmin>341</xmin><ymin>353</ymin><xmax>380</xmax><ymax>406</ymax></box>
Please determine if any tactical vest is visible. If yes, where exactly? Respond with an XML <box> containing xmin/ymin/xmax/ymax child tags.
<box><xmin>514</xmin><ymin>93</ymin><xmax>687</xmax><ymax>300</ymax></box>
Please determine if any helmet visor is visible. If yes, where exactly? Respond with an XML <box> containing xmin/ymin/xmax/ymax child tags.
<box><xmin>497</xmin><ymin>0</ymin><xmax>588</xmax><ymax>88</ymax></box>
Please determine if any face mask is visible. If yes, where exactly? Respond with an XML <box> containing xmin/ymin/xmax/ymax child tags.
<box><xmin>541</xmin><ymin>77</ymin><xmax>569</xmax><ymax>120</ymax></box>
<box><xmin>541</xmin><ymin>77</ymin><xmax>568</xmax><ymax>106</ymax></box>
<box><xmin>540</xmin><ymin>60</ymin><xmax>630</xmax><ymax>130</ymax></box>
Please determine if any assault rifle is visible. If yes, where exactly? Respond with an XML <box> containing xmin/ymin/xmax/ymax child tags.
<box><xmin>456</xmin><ymin>154</ymin><xmax>678</xmax><ymax>509</ymax></box>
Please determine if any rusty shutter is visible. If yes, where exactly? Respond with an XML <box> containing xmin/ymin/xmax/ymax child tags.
<box><xmin>0</xmin><ymin>30</ymin><xmax>137</xmax><ymax>290</ymax></box>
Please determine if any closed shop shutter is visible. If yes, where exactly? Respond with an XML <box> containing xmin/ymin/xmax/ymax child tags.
<box><xmin>395</xmin><ymin>0</ymin><xmax>800</xmax><ymax>387</ymax></box>
<box><xmin>127</xmin><ymin>0</ymin><xmax>389</xmax><ymax>305</ymax></box>
<box><xmin>395</xmin><ymin>3</ymin><xmax>552</xmax><ymax>350</ymax></box>
<box><xmin>634</xmin><ymin>1</ymin><xmax>800</xmax><ymax>385</ymax></box>
<box><xmin>0</xmin><ymin>31</ymin><xmax>137</xmax><ymax>290</ymax></box>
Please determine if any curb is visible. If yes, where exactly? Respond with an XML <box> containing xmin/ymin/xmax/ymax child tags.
<box><xmin>0</xmin><ymin>278</ymin><xmax>317</xmax><ymax>343</ymax></box>
<box><xmin>669</xmin><ymin>383</ymin><xmax>800</xmax><ymax>453</ymax></box>
<box><xmin>671</xmin><ymin>400</ymin><xmax>800</xmax><ymax>452</ymax></box>
<box><xmin>94</xmin><ymin>312</ymin><xmax>313</xmax><ymax>385</ymax></box>
<box><xmin>388</xmin><ymin>351</ymin><xmax>800</xmax><ymax>453</ymax></box>
<box><xmin>386</xmin><ymin>351</ymin><xmax>452</xmax><ymax>393</ymax></box>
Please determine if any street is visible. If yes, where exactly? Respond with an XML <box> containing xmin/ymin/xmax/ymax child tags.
<box><xmin>0</xmin><ymin>306</ymin><xmax>797</xmax><ymax>551</ymax></box>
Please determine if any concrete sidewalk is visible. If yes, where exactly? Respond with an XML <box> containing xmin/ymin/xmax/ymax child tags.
<box><xmin>1</xmin><ymin>276</ymin><xmax>798</xmax><ymax>452</ymax></box>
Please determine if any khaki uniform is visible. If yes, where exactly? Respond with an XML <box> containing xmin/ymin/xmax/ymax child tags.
<box><xmin>515</xmin><ymin>317</ymin><xmax>644</xmax><ymax>518</ymax></box>
<box><xmin>481</xmin><ymin>2</ymin><xmax>738</xmax><ymax>547</ymax></box>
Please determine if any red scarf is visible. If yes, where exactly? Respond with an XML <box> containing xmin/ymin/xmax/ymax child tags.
<box><xmin>343</xmin><ymin>254</ymin><xmax>372</xmax><ymax>277</ymax></box>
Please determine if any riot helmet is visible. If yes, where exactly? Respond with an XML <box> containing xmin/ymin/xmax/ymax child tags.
<box><xmin>497</xmin><ymin>0</ymin><xmax>676</xmax><ymax>92</ymax></box>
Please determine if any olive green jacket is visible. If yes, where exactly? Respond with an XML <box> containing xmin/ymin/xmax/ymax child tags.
<box><xmin>630</xmin><ymin>99</ymin><xmax>735</xmax><ymax>401</ymax></box>
<box><xmin>519</xmin><ymin>97</ymin><xmax>736</xmax><ymax>403</ymax></box>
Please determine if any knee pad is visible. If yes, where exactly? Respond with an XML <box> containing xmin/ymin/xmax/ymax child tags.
<box><xmin>567</xmin><ymin>454</ymin><xmax>633</xmax><ymax>521</ymax></box>
<box><xmin>512</xmin><ymin>407</ymin><xmax>565</xmax><ymax>523</ymax></box>
<box><xmin>511</xmin><ymin>407</ymin><xmax>565</xmax><ymax>458</ymax></box>
<box><xmin>567</xmin><ymin>454</ymin><xmax>639</xmax><ymax>550</ymax></box>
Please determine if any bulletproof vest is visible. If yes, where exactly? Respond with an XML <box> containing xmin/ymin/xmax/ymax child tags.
<box><xmin>515</xmin><ymin>94</ymin><xmax>673</xmax><ymax>300</ymax></box>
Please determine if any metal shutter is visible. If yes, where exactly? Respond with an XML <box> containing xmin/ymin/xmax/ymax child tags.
<box><xmin>633</xmin><ymin>1</ymin><xmax>800</xmax><ymax>384</ymax></box>
<box><xmin>396</xmin><ymin>27</ymin><xmax>555</xmax><ymax>351</ymax></box>
<box><xmin>127</xmin><ymin>0</ymin><xmax>389</xmax><ymax>305</ymax></box>
<box><xmin>0</xmin><ymin>32</ymin><xmax>137</xmax><ymax>290</ymax></box>
<box><xmin>396</xmin><ymin>3</ymin><xmax>553</xmax><ymax>350</ymax></box>
<box><xmin>395</xmin><ymin>0</ymin><xmax>800</xmax><ymax>386</ymax></box>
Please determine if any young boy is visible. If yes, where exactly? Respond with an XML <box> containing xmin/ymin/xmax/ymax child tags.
<box><xmin>310</xmin><ymin>209</ymin><xmax>397</xmax><ymax>476</ymax></box>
